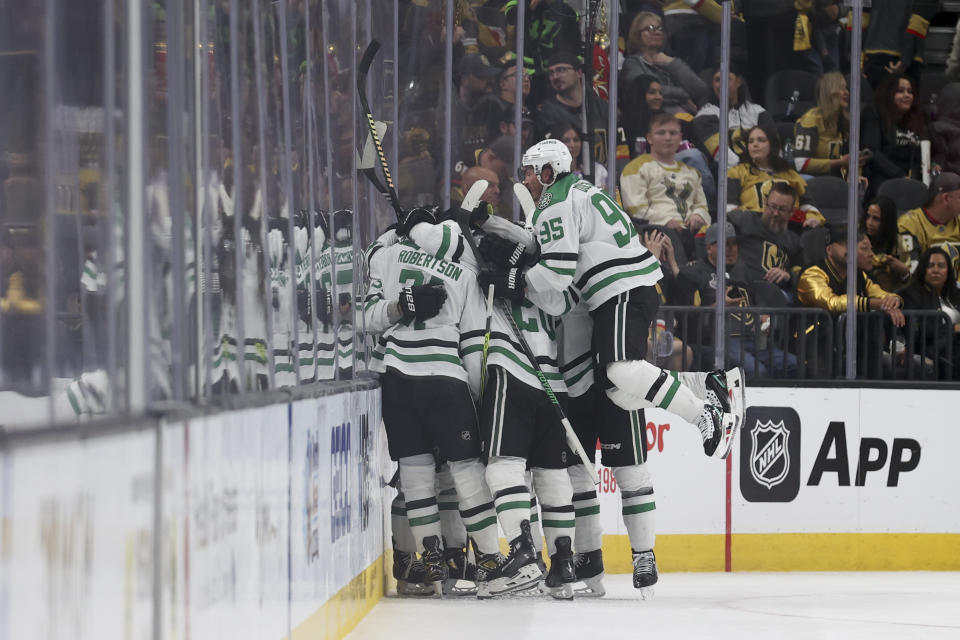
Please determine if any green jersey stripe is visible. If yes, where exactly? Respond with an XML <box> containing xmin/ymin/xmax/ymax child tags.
<box><xmin>582</xmin><ymin>264</ymin><xmax>661</xmax><ymax>300</ymax></box>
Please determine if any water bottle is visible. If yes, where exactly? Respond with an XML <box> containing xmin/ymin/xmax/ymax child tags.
<box><xmin>654</xmin><ymin>319</ymin><xmax>674</xmax><ymax>361</ymax></box>
<box><xmin>785</xmin><ymin>89</ymin><xmax>800</xmax><ymax>118</ymax></box>
<box><xmin>783</xmin><ymin>139</ymin><xmax>794</xmax><ymax>164</ymax></box>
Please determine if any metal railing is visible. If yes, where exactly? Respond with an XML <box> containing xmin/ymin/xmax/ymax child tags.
<box><xmin>659</xmin><ymin>306</ymin><xmax>957</xmax><ymax>383</ymax></box>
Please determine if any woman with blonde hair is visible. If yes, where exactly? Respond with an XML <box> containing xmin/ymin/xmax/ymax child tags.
<box><xmin>620</xmin><ymin>11</ymin><xmax>707</xmax><ymax>115</ymax></box>
<box><xmin>793</xmin><ymin>71</ymin><xmax>870</xmax><ymax>177</ymax></box>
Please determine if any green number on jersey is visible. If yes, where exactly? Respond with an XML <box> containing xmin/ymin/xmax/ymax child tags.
<box><xmin>591</xmin><ymin>191</ymin><xmax>634</xmax><ymax>248</ymax></box>
<box><xmin>539</xmin><ymin>217</ymin><xmax>565</xmax><ymax>244</ymax></box>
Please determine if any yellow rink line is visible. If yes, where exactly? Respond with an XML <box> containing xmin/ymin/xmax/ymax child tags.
<box><xmin>287</xmin><ymin>556</ymin><xmax>383</xmax><ymax>640</ymax></box>
<box><xmin>601</xmin><ymin>533</ymin><xmax>960</xmax><ymax>573</ymax></box>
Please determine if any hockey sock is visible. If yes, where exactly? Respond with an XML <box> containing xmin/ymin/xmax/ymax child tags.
<box><xmin>448</xmin><ymin>458</ymin><xmax>499</xmax><ymax>555</ymax></box>
<box><xmin>397</xmin><ymin>454</ymin><xmax>441</xmax><ymax>552</ymax></box>
<box><xmin>436</xmin><ymin>465</ymin><xmax>467</xmax><ymax>548</ymax></box>
<box><xmin>532</xmin><ymin>467</ymin><xmax>576</xmax><ymax>556</ymax></box>
<box><xmin>391</xmin><ymin>491</ymin><xmax>418</xmax><ymax>553</ymax></box>
<box><xmin>485</xmin><ymin>456</ymin><xmax>530</xmax><ymax>541</ymax></box>
<box><xmin>614</xmin><ymin>465</ymin><xmax>655</xmax><ymax>552</ymax></box>
<box><xmin>526</xmin><ymin>470</ymin><xmax>544</xmax><ymax>553</ymax></box>
<box><xmin>606</xmin><ymin>360</ymin><xmax>703</xmax><ymax>424</ymax></box>
<box><xmin>677</xmin><ymin>371</ymin><xmax>708</xmax><ymax>401</ymax></box>
<box><xmin>568</xmin><ymin>463</ymin><xmax>602</xmax><ymax>552</ymax></box>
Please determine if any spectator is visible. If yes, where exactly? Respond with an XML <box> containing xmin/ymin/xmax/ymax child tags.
<box><xmin>807</xmin><ymin>0</ymin><xmax>843</xmax><ymax>74</ymax></box>
<box><xmin>535</xmin><ymin>51</ymin><xmax>611</xmax><ymax>164</ymax></box>
<box><xmin>549</xmin><ymin>123</ymin><xmax>607</xmax><ymax>187</ymax></box>
<box><xmin>676</xmin><ymin>221</ymin><xmax>798</xmax><ymax>377</ymax></box>
<box><xmin>798</xmin><ymin>226</ymin><xmax>905</xmax><ymax>375</ymax></box>
<box><xmin>620</xmin><ymin>113</ymin><xmax>710</xmax><ymax>249</ymax></box>
<box><xmin>620</xmin><ymin>11</ymin><xmax>708</xmax><ymax>115</ymax></box>
<box><xmin>740</xmin><ymin>0</ymin><xmax>804</xmax><ymax>100</ymax></box>
<box><xmin>794</xmin><ymin>72</ymin><xmax>870</xmax><ymax>178</ymax></box>
<box><xmin>861</xmin><ymin>74</ymin><xmax>928</xmax><ymax>194</ymax></box>
<box><xmin>862</xmin><ymin>0</ymin><xmax>938</xmax><ymax>90</ymax></box>
<box><xmin>475</xmin><ymin>135</ymin><xmax>516</xmax><ymax>217</ymax></box>
<box><xmin>663</xmin><ymin>0</ymin><xmax>724</xmax><ymax>73</ymax></box>
<box><xmin>946</xmin><ymin>17</ymin><xmax>960</xmax><ymax>82</ymax></box>
<box><xmin>898</xmin><ymin>246</ymin><xmax>960</xmax><ymax>378</ymax></box>
<box><xmin>472</xmin><ymin>62</ymin><xmax>532</xmax><ymax>144</ymax></box>
<box><xmin>621</xmin><ymin>74</ymin><xmax>712</xmax><ymax>200</ymax></box>
<box><xmin>727</xmin><ymin>182</ymin><xmax>804</xmax><ymax>303</ymax></box>
<box><xmin>726</xmin><ymin>123</ymin><xmax>824</xmax><ymax>229</ymax></box>
<box><xmin>897</xmin><ymin>171</ymin><xmax>960</xmax><ymax>276</ymax></box>
<box><xmin>862</xmin><ymin>195</ymin><xmax>911</xmax><ymax>292</ymax></box>
<box><xmin>693</xmin><ymin>69</ymin><xmax>774</xmax><ymax>170</ymax></box>
<box><xmin>641</xmin><ymin>226</ymin><xmax>691</xmax><ymax>370</ymax></box>
<box><xmin>454</xmin><ymin>166</ymin><xmax>502</xmax><ymax>216</ymax></box>
<box><xmin>929</xmin><ymin>83</ymin><xmax>960</xmax><ymax>175</ymax></box>
<box><xmin>621</xmin><ymin>74</ymin><xmax>666</xmax><ymax>156</ymax></box>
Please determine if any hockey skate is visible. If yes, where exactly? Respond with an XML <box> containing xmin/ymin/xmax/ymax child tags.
<box><xmin>572</xmin><ymin>549</ymin><xmax>605</xmax><ymax>597</ymax></box>
<box><xmin>475</xmin><ymin>520</ymin><xmax>543</xmax><ymax>599</ymax></box>
<box><xmin>538</xmin><ymin>536</ymin><xmax>576</xmax><ymax>600</ymax></box>
<box><xmin>704</xmin><ymin>368</ymin><xmax>744</xmax><ymax>459</ymax></box>
<box><xmin>696</xmin><ymin>402</ymin><xmax>736</xmax><ymax>459</ymax></box>
<box><xmin>420</xmin><ymin>535</ymin><xmax>448</xmax><ymax>597</ymax></box>
<box><xmin>632</xmin><ymin>549</ymin><xmax>658</xmax><ymax>599</ymax></box>
<box><xmin>392</xmin><ymin>547</ymin><xmax>435</xmax><ymax>597</ymax></box>
<box><xmin>442</xmin><ymin>545</ymin><xmax>478</xmax><ymax>596</ymax></box>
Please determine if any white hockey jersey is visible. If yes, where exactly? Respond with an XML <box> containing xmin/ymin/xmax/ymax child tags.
<box><xmin>315</xmin><ymin>237</ymin><xmax>357</xmax><ymax>380</ymax></box>
<box><xmin>363</xmin><ymin>227</ymin><xmax>483</xmax><ymax>391</ymax></box>
<box><xmin>525</xmin><ymin>174</ymin><xmax>663</xmax><ymax>311</ymax></box>
<box><xmin>409</xmin><ymin>220</ymin><xmax>567</xmax><ymax>396</ymax></box>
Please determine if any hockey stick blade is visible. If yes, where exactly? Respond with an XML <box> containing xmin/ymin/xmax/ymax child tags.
<box><xmin>512</xmin><ymin>182</ymin><xmax>536</xmax><ymax>227</ymax></box>
<box><xmin>358</xmin><ymin>39</ymin><xmax>402</xmax><ymax>219</ymax></box>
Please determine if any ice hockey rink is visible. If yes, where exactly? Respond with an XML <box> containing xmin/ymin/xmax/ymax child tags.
<box><xmin>347</xmin><ymin>573</ymin><xmax>960</xmax><ymax>640</ymax></box>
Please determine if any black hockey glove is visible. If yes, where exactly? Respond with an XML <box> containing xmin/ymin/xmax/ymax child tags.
<box><xmin>478</xmin><ymin>267</ymin><xmax>525</xmax><ymax>303</ymax></box>
<box><xmin>478</xmin><ymin>234</ymin><xmax>538</xmax><ymax>269</ymax></box>
<box><xmin>469</xmin><ymin>201</ymin><xmax>492</xmax><ymax>229</ymax></box>
<box><xmin>397</xmin><ymin>283</ymin><xmax>447</xmax><ymax>322</ymax></box>
<box><xmin>397</xmin><ymin>207</ymin><xmax>436</xmax><ymax>237</ymax></box>
<box><xmin>315</xmin><ymin>285</ymin><xmax>333</xmax><ymax>325</ymax></box>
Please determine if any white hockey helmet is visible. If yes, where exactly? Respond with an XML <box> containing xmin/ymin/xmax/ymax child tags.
<box><xmin>519</xmin><ymin>138</ymin><xmax>573</xmax><ymax>186</ymax></box>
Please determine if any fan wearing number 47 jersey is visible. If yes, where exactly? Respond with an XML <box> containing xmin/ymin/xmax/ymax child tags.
<box><xmin>483</xmin><ymin>138</ymin><xmax>747</xmax><ymax>595</ymax></box>
<box><xmin>405</xmin><ymin>204</ymin><xmax>581</xmax><ymax>600</ymax></box>
<box><xmin>363</xmin><ymin>213</ymin><xmax>501</xmax><ymax>596</ymax></box>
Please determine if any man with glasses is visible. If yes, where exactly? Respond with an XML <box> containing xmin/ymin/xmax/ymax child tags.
<box><xmin>727</xmin><ymin>182</ymin><xmax>804</xmax><ymax>304</ymax></box>
<box><xmin>535</xmin><ymin>51</ymin><xmax>610</xmax><ymax>166</ymax></box>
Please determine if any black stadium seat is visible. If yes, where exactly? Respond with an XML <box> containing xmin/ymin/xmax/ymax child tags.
<box><xmin>805</xmin><ymin>176</ymin><xmax>851</xmax><ymax>225</ymax></box>
<box><xmin>876</xmin><ymin>177</ymin><xmax>929</xmax><ymax>214</ymax></box>
<box><xmin>764</xmin><ymin>69</ymin><xmax>819</xmax><ymax>123</ymax></box>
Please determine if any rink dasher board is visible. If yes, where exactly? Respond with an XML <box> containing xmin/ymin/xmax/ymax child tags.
<box><xmin>0</xmin><ymin>386</ymin><xmax>386</xmax><ymax>640</ymax></box>
<box><xmin>593</xmin><ymin>387</ymin><xmax>960</xmax><ymax>572</ymax></box>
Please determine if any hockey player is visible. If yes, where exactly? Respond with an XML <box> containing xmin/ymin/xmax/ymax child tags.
<box><xmin>478</xmin><ymin>138</ymin><xmax>746</xmax><ymax>594</ymax></box>
<box><xmin>404</xmin><ymin>204</ymin><xmax>580</xmax><ymax>599</ymax></box>
<box><xmin>362</xmin><ymin>211</ymin><xmax>502</xmax><ymax>596</ymax></box>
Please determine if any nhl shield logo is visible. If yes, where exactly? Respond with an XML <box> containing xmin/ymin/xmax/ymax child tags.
<box><xmin>749</xmin><ymin>419</ymin><xmax>790</xmax><ymax>489</ymax></box>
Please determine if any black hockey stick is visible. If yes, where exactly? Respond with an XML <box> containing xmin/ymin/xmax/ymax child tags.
<box><xmin>455</xmin><ymin>203</ymin><xmax>598</xmax><ymax>481</ymax></box>
<box><xmin>358</xmin><ymin>40</ymin><xmax>402</xmax><ymax>219</ymax></box>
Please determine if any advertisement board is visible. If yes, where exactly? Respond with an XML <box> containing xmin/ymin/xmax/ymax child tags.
<box><xmin>3</xmin><ymin>431</ymin><xmax>156</xmax><ymax>640</ymax></box>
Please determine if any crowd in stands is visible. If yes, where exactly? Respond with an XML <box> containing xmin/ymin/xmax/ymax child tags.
<box><xmin>392</xmin><ymin>0</ymin><xmax>960</xmax><ymax>380</ymax></box>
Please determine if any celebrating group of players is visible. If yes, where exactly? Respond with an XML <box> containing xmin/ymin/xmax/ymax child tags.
<box><xmin>363</xmin><ymin>138</ymin><xmax>746</xmax><ymax>600</ymax></box>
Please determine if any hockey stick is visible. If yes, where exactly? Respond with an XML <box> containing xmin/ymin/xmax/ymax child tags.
<box><xmin>358</xmin><ymin>40</ymin><xmax>402</xmax><ymax>218</ymax></box>
<box><xmin>459</xmin><ymin>180</ymin><xmax>498</xmax><ymax>398</ymax></box>
<box><xmin>479</xmin><ymin>283</ymin><xmax>495</xmax><ymax>396</ymax></box>
<box><xmin>455</xmin><ymin>198</ymin><xmax>598</xmax><ymax>481</ymax></box>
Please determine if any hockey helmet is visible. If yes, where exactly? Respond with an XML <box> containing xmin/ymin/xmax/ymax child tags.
<box><xmin>519</xmin><ymin>138</ymin><xmax>572</xmax><ymax>187</ymax></box>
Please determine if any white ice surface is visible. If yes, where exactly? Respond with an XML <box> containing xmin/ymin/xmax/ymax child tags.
<box><xmin>347</xmin><ymin>572</ymin><xmax>960</xmax><ymax>640</ymax></box>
